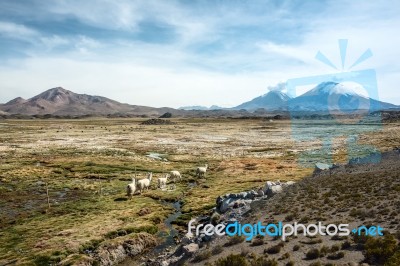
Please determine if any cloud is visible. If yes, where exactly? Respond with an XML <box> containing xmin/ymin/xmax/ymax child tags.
<box><xmin>0</xmin><ymin>0</ymin><xmax>399</xmax><ymax>106</ymax></box>
<box><xmin>0</xmin><ymin>21</ymin><xmax>39</xmax><ymax>40</ymax></box>
<box><xmin>267</xmin><ymin>82</ymin><xmax>287</xmax><ymax>92</ymax></box>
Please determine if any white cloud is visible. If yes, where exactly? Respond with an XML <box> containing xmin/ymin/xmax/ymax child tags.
<box><xmin>0</xmin><ymin>21</ymin><xmax>38</xmax><ymax>39</ymax></box>
<box><xmin>0</xmin><ymin>57</ymin><xmax>268</xmax><ymax>108</ymax></box>
<box><xmin>0</xmin><ymin>0</ymin><xmax>399</xmax><ymax>106</ymax></box>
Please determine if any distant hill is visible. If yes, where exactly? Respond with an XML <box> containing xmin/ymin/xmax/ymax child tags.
<box><xmin>0</xmin><ymin>87</ymin><xmax>180</xmax><ymax>116</ymax></box>
<box><xmin>1</xmin><ymin>83</ymin><xmax>397</xmax><ymax>117</ymax></box>
<box><xmin>233</xmin><ymin>90</ymin><xmax>291</xmax><ymax>111</ymax></box>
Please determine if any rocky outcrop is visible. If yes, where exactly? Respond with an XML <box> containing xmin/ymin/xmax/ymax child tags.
<box><xmin>216</xmin><ymin>190</ymin><xmax>259</xmax><ymax>213</ymax></box>
<box><xmin>151</xmin><ymin>180</ymin><xmax>296</xmax><ymax>266</ymax></box>
<box><xmin>60</xmin><ymin>233</ymin><xmax>158</xmax><ymax>266</ymax></box>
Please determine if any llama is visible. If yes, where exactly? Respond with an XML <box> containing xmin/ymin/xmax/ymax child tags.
<box><xmin>196</xmin><ymin>164</ymin><xmax>208</xmax><ymax>178</ymax></box>
<box><xmin>126</xmin><ymin>178</ymin><xmax>136</xmax><ymax>199</ymax></box>
<box><xmin>158</xmin><ymin>174</ymin><xmax>169</xmax><ymax>189</ymax></box>
<box><xmin>137</xmin><ymin>172</ymin><xmax>153</xmax><ymax>194</ymax></box>
<box><xmin>170</xmin><ymin>171</ymin><xmax>182</xmax><ymax>182</ymax></box>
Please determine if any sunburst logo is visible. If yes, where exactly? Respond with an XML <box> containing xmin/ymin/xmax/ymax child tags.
<box><xmin>315</xmin><ymin>39</ymin><xmax>373</xmax><ymax>71</ymax></box>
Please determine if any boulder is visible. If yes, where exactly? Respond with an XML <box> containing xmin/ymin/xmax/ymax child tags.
<box><xmin>282</xmin><ymin>181</ymin><xmax>296</xmax><ymax>187</ymax></box>
<box><xmin>247</xmin><ymin>190</ymin><xmax>258</xmax><ymax>199</ymax></box>
<box><xmin>182</xmin><ymin>243</ymin><xmax>199</xmax><ymax>255</ymax></box>
<box><xmin>219</xmin><ymin>198</ymin><xmax>234</xmax><ymax>213</ymax></box>
<box><xmin>264</xmin><ymin>181</ymin><xmax>283</xmax><ymax>197</ymax></box>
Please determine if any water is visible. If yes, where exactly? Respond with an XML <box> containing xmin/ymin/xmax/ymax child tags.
<box><xmin>146</xmin><ymin>152</ymin><xmax>168</xmax><ymax>161</ymax></box>
<box><xmin>152</xmin><ymin>201</ymin><xmax>182</xmax><ymax>254</ymax></box>
<box><xmin>118</xmin><ymin>201</ymin><xmax>182</xmax><ymax>265</ymax></box>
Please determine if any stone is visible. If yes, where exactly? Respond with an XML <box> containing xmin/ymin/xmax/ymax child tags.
<box><xmin>182</xmin><ymin>243</ymin><xmax>199</xmax><ymax>255</ymax></box>
<box><xmin>219</xmin><ymin>198</ymin><xmax>234</xmax><ymax>213</ymax></box>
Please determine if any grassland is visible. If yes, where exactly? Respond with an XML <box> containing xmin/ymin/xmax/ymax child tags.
<box><xmin>0</xmin><ymin>117</ymin><xmax>398</xmax><ymax>265</ymax></box>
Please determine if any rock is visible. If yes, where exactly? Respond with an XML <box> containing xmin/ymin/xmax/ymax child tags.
<box><xmin>216</xmin><ymin>196</ymin><xmax>224</xmax><ymax>208</ymax></box>
<box><xmin>282</xmin><ymin>181</ymin><xmax>296</xmax><ymax>188</ymax></box>
<box><xmin>226</xmin><ymin>218</ymin><xmax>237</xmax><ymax>224</ymax></box>
<box><xmin>181</xmin><ymin>236</ymin><xmax>193</xmax><ymax>245</ymax></box>
<box><xmin>238</xmin><ymin>192</ymin><xmax>248</xmax><ymax>198</ymax></box>
<box><xmin>247</xmin><ymin>190</ymin><xmax>257</xmax><ymax>199</ymax></box>
<box><xmin>257</xmin><ymin>188</ymin><xmax>264</xmax><ymax>197</ymax></box>
<box><xmin>264</xmin><ymin>181</ymin><xmax>283</xmax><ymax>197</ymax></box>
<box><xmin>182</xmin><ymin>243</ymin><xmax>199</xmax><ymax>255</ymax></box>
<box><xmin>159</xmin><ymin>112</ymin><xmax>172</xmax><ymax>118</ymax></box>
<box><xmin>219</xmin><ymin>198</ymin><xmax>234</xmax><ymax>213</ymax></box>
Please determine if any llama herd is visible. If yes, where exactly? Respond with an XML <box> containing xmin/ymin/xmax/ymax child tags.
<box><xmin>126</xmin><ymin>164</ymin><xmax>208</xmax><ymax>199</ymax></box>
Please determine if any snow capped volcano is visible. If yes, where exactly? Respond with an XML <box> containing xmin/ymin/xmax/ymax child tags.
<box><xmin>232</xmin><ymin>81</ymin><xmax>397</xmax><ymax>112</ymax></box>
<box><xmin>288</xmin><ymin>81</ymin><xmax>396</xmax><ymax>111</ymax></box>
<box><xmin>302</xmin><ymin>82</ymin><xmax>366</xmax><ymax>97</ymax></box>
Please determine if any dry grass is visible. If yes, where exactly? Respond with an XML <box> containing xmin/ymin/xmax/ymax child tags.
<box><xmin>0</xmin><ymin>117</ymin><xmax>399</xmax><ymax>264</ymax></box>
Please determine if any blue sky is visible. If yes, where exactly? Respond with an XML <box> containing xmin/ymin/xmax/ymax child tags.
<box><xmin>0</xmin><ymin>0</ymin><xmax>399</xmax><ymax>107</ymax></box>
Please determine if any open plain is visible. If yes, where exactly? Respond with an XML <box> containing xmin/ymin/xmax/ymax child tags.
<box><xmin>0</xmin><ymin>117</ymin><xmax>399</xmax><ymax>265</ymax></box>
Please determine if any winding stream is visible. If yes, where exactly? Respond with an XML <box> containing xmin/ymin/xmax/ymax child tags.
<box><xmin>118</xmin><ymin>200</ymin><xmax>182</xmax><ymax>265</ymax></box>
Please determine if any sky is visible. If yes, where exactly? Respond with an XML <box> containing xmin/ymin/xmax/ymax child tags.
<box><xmin>0</xmin><ymin>0</ymin><xmax>399</xmax><ymax>108</ymax></box>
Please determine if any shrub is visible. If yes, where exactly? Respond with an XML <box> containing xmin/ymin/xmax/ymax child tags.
<box><xmin>279</xmin><ymin>252</ymin><xmax>290</xmax><ymax>260</ymax></box>
<box><xmin>386</xmin><ymin>251</ymin><xmax>400</xmax><ymax>266</ymax></box>
<box><xmin>251</xmin><ymin>236</ymin><xmax>264</xmax><ymax>246</ymax></box>
<box><xmin>265</xmin><ymin>242</ymin><xmax>284</xmax><ymax>254</ymax></box>
<box><xmin>293</xmin><ymin>245</ymin><xmax>300</xmax><ymax>251</ymax></box>
<box><xmin>364</xmin><ymin>234</ymin><xmax>397</xmax><ymax>264</ymax></box>
<box><xmin>215</xmin><ymin>254</ymin><xmax>248</xmax><ymax>266</ymax></box>
<box><xmin>352</xmin><ymin>232</ymin><xmax>369</xmax><ymax>250</ymax></box>
<box><xmin>319</xmin><ymin>246</ymin><xmax>329</xmax><ymax>256</ymax></box>
<box><xmin>306</xmin><ymin>248</ymin><xmax>320</xmax><ymax>260</ymax></box>
<box><xmin>225</xmin><ymin>235</ymin><xmax>245</xmax><ymax>246</ymax></box>
<box><xmin>330</xmin><ymin>244</ymin><xmax>340</xmax><ymax>252</ymax></box>
<box><xmin>211</xmin><ymin>213</ymin><xmax>221</xmax><ymax>225</ymax></box>
<box><xmin>212</xmin><ymin>245</ymin><xmax>224</xmax><ymax>255</ymax></box>
<box><xmin>192</xmin><ymin>250</ymin><xmax>211</xmax><ymax>262</ymax></box>
<box><xmin>308</xmin><ymin>262</ymin><xmax>322</xmax><ymax>266</ymax></box>
<box><xmin>250</xmin><ymin>257</ymin><xmax>278</xmax><ymax>266</ymax></box>
<box><xmin>33</xmin><ymin>255</ymin><xmax>52</xmax><ymax>266</ymax></box>
<box><xmin>240</xmin><ymin>249</ymin><xmax>250</xmax><ymax>257</ymax></box>
<box><xmin>327</xmin><ymin>251</ymin><xmax>345</xmax><ymax>260</ymax></box>
<box><xmin>341</xmin><ymin>240</ymin><xmax>351</xmax><ymax>250</ymax></box>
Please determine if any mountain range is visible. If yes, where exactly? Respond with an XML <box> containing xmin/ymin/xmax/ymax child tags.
<box><xmin>0</xmin><ymin>82</ymin><xmax>398</xmax><ymax>116</ymax></box>
<box><xmin>0</xmin><ymin>87</ymin><xmax>181</xmax><ymax>116</ymax></box>
<box><xmin>231</xmin><ymin>81</ymin><xmax>397</xmax><ymax>112</ymax></box>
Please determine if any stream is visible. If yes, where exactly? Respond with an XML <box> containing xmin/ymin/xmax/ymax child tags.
<box><xmin>118</xmin><ymin>200</ymin><xmax>182</xmax><ymax>265</ymax></box>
